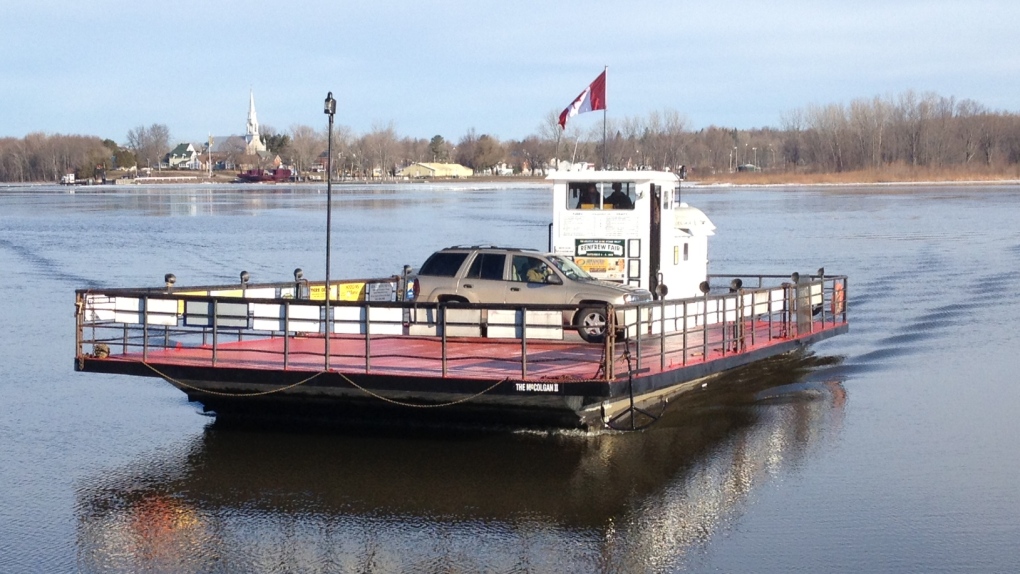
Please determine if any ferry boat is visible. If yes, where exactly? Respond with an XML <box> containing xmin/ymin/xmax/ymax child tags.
<box><xmin>73</xmin><ymin>171</ymin><xmax>848</xmax><ymax>430</ymax></box>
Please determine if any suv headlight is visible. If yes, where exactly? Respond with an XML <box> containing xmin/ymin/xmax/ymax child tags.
<box><xmin>622</xmin><ymin>292</ymin><xmax>651</xmax><ymax>304</ymax></box>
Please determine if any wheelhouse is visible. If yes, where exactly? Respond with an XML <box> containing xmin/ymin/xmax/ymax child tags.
<box><xmin>548</xmin><ymin>170</ymin><xmax>715</xmax><ymax>300</ymax></box>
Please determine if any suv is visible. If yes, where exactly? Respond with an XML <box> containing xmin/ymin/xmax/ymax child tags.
<box><xmin>411</xmin><ymin>246</ymin><xmax>653</xmax><ymax>342</ymax></box>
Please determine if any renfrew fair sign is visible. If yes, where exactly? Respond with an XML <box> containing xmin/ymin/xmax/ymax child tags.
<box><xmin>575</xmin><ymin>239</ymin><xmax>625</xmax><ymax>257</ymax></box>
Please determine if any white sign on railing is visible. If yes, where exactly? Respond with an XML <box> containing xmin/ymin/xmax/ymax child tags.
<box><xmin>487</xmin><ymin>309</ymin><xmax>563</xmax><ymax>340</ymax></box>
<box><xmin>105</xmin><ymin>297</ymin><xmax>178</xmax><ymax>326</ymax></box>
<box><xmin>332</xmin><ymin>306</ymin><xmax>404</xmax><ymax>335</ymax></box>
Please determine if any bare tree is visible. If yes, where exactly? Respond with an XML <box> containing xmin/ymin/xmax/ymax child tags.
<box><xmin>455</xmin><ymin>129</ymin><xmax>478</xmax><ymax>169</ymax></box>
<box><xmin>472</xmin><ymin>134</ymin><xmax>504</xmax><ymax>173</ymax></box>
<box><xmin>289</xmin><ymin>124</ymin><xmax>326</xmax><ymax>175</ymax></box>
<box><xmin>0</xmin><ymin>133</ymin><xmax>107</xmax><ymax>181</ymax></box>
<box><xmin>847</xmin><ymin>96</ymin><xmax>891</xmax><ymax>169</ymax></box>
<box><xmin>658</xmin><ymin>109</ymin><xmax>690</xmax><ymax>171</ymax></box>
<box><xmin>537</xmin><ymin>110</ymin><xmax>566</xmax><ymax>163</ymax></box>
<box><xmin>955</xmin><ymin>99</ymin><xmax>988</xmax><ymax>165</ymax></box>
<box><xmin>400</xmin><ymin>136</ymin><xmax>430</xmax><ymax>166</ymax></box>
<box><xmin>126</xmin><ymin>124</ymin><xmax>171</xmax><ymax>169</ymax></box>
<box><xmin>805</xmin><ymin>103</ymin><xmax>850</xmax><ymax>171</ymax></box>
<box><xmin>360</xmin><ymin>122</ymin><xmax>400</xmax><ymax>177</ymax></box>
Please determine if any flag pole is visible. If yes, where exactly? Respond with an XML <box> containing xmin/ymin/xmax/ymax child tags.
<box><xmin>602</xmin><ymin>65</ymin><xmax>608</xmax><ymax>170</ymax></box>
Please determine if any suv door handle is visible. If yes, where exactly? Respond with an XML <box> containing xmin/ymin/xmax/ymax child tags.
<box><xmin>462</xmin><ymin>283</ymin><xmax>472</xmax><ymax>289</ymax></box>
<box><xmin>510</xmin><ymin>287</ymin><xmax>520</xmax><ymax>292</ymax></box>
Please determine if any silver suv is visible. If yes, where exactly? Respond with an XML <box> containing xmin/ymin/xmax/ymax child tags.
<box><xmin>411</xmin><ymin>246</ymin><xmax>653</xmax><ymax>342</ymax></box>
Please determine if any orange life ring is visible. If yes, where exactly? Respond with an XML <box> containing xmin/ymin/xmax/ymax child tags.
<box><xmin>831</xmin><ymin>283</ymin><xmax>845</xmax><ymax>315</ymax></box>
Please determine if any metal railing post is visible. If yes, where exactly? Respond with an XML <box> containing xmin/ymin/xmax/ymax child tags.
<box><xmin>768</xmin><ymin>289</ymin><xmax>775</xmax><ymax>341</ymax></box>
<box><xmin>702</xmin><ymin>294</ymin><xmax>709</xmax><ymax>361</ymax></box>
<box><xmin>634</xmin><ymin>305</ymin><xmax>642</xmax><ymax>373</ymax></box>
<box><xmin>211</xmin><ymin>299</ymin><xmax>218</xmax><ymax>367</ymax></box>
<box><xmin>365</xmin><ymin>304</ymin><xmax>372</xmax><ymax>372</ymax></box>
<box><xmin>283</xmin><ymin>301</ymin><xmax>290</xmax><ymax>370</ymax></box>
<box><xmin>659</xmin><ymin>299</ymin><xmax>666</xmax><ymax>372</ymax></box>
<box><xmin>721</xmin><ymin>295</ymin><xmax>728</xmax><ymax>357</ymax></box>
<box><xmin>75</xmin><ymin>293</ymin><xmax>84</xmax><ymax>358</ymax></box>
<box><xmin>520</xmin><ymin>307</ymin><xmax>527</xmax><ymax>379</ymax></box>
<box><xmin>749</xmin><ymin>291</ymin><xmax>756</xmax><ymax>347</ymax></box>
<box><xmin>606</xmin><ymin>304</ymin><xmax>615</xmax><ymax>380</ymax></box>
<box><xmin>736</xmin><ymin>291</ymin><xmax>745</xmax><ymax>352</ymax></box>
<box><xmin>441</xmin><ymin>304</ymin><xmax>448</xmax><ymax>377</ymax></box>
<box><xmin>682</xmin><ymin>300</ymin><xmax>688</xmax><ymax>366</ymax></box>
<box><xmin>324</xmin><ymin>300</ymin><xmax>331</xmax><ymax>371</ymax></box>
<box><xmin>842</xmin><ymin>277</ymin><xmax>849</xmax><ymax>322</ymax></box>
<box><xmin>821</xmin><ymin>277</ymin><xmax>829</xmax><ymax>326</ymax></box>
<box><xmin>142</xmin><ymin>295</ymin><xmax>149</xmax><ymax>361</ymax></box>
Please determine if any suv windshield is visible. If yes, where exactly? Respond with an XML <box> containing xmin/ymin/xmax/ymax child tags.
<box><xmin>548</xmin><ymin>255</ymin><xmax>593</xmax><ymax>281</ymax></box>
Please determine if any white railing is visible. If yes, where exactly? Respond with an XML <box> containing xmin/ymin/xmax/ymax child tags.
<box><xmin>75</xmin><ymin>274</ymin><xmax>847</xmax><ymax>381</ymax></box>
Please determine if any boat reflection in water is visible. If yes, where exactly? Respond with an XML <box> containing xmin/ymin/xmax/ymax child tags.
<box><xmin>76</xmin><ymin>351</ymin><xmax>845</xmax><ymax>573</ymax></box>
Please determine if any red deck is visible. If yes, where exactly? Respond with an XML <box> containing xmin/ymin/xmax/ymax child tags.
<box><xmin>102</xmin><ymin>318</ymin><xmax>844</xmax><ymax>386</ymax></box>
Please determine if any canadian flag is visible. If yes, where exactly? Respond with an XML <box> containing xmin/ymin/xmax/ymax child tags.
<box><xmin>558</xmin><ymin>70</ymin><xmax>607</xmax><ymax>129</ymax></box>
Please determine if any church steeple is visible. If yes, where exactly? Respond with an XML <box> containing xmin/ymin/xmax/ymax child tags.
<box><xmin>244</xmin><ymin>90</ymin><xmax>266</xmax><ymax>153</ymax></box>
<box><xmin>246</xmin><ymin>90</ymin><xmax>260</xmax><ymax>139</ymax></box>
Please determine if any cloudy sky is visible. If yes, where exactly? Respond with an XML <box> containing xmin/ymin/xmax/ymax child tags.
<box><xmin>3</xmin><ymin>0</ymin><xmax>1017</xmax><ymax>144</ymax></box>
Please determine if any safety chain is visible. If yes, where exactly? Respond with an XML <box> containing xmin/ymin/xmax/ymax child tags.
<box><xmin>141</xmin><ymin>361</ymin><xmax>326</xmax><ymax>397</ymax></box>
<box><xmin>335</xmin><ymin>372</ymin><xmax>509</xmax><ymax>408</ymax></box>
<box><xmin>137</xmin><ymin>360</ymin><xmax>508</xmax><ymax>407</ymax></box>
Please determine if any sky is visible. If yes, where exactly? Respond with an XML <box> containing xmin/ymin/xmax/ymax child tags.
<box><xmin>2</xmin><ymin>0</ymin><xmax>1019</xmax><ymax>145</ymax></box>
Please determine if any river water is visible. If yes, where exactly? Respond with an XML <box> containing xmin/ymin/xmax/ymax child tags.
<box><xmin>1</xmin><ymin>181</ymin><xmax>1018</xmax><ymax>573</ymax></box>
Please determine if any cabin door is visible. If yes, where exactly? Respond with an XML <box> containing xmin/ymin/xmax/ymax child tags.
<box><xmin>648</xmin><ymin>184</ymin><xmax>662</xmax><ymax>298</ymax></box>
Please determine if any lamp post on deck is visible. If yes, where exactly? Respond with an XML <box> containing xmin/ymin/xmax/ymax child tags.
<box><xmin>324</xmin><ymin>91</ymin><xmax>336</xmax><ymax>369</ymax></box>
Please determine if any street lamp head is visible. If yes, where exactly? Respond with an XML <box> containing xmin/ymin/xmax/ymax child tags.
<box><xmin>324</xmin><ymin>92</ymin><xmax>336</xmax><ymax>116</ymax></box>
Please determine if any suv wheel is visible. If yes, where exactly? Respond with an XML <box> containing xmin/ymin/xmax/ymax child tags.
<box><xmin>575</xmin><ymin>306</ymin><xmax>608</xmax><ymax>343</ymax></box>
<box><xmin>438</xmin><ymin>296</ymin><xmax>468</xmax><ymax>304</ymax></box>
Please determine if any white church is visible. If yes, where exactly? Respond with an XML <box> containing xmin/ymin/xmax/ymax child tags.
<box><xmin>204</xmin><ymin>91</ymin><xmax>274</xmax><ymax>170</ymax></box>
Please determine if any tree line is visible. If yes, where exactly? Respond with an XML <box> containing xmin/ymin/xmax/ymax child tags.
<box><xmin>3</xmin><ymin>90</ymin><xmax>1020</xmax><ymax>183</ymax></box>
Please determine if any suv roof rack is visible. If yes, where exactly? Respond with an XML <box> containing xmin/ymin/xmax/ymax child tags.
<box><xmin>442</xmin><ymin>245</ymin><xmax>540</xmax><ymax>252</ymax></box>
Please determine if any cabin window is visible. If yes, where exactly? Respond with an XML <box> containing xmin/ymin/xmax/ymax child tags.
<box><xmin>567</xmin><ymin>182</ymin><xmax>636</xmax><ymax>210</ymax></box>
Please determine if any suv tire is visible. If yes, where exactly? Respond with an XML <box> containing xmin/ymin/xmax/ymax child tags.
<box><xmin>575</xmin><ymin>306</ymin><xmax>608</xmax><ymax>343</ymax></box>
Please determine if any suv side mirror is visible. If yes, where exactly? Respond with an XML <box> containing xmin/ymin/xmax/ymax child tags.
<box><xmin>545</xmin><ymin>273</ymin><xmax>563</xmax><ymax>285</ymax></box>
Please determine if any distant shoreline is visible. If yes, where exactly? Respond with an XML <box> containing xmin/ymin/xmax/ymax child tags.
<box><xmin>4</xmin><ymin>167</ymin><xmax>1020</xmax><ymax>188</ymax></box>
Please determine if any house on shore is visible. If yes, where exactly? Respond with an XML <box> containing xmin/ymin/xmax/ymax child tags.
<box><xmin>400</xmin><ymin>162</ymin><xmax>473</xmax><ymax>178</ymax></box>
<box><xmin>165</xmin><ymin>143</ymin><xmax>201</xmax><ymax>169</ymax></box>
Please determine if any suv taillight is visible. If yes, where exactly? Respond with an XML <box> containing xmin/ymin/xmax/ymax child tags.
<box><xmin>412</xmin><ymin>278</ymin><xmax>420</xmax><ymax>300</ymax></box>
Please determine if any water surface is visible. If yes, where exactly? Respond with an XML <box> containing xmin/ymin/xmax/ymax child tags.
<box><xmin>1</xmin><ymin>181</ymin><xmax>1018</xmax><ymax>572</ymax></box>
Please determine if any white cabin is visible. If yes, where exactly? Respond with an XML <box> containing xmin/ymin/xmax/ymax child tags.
<box><xmin>547</xmin><ymin>170</ymin><xmax>715</xmax><ymax>300</ymax></box>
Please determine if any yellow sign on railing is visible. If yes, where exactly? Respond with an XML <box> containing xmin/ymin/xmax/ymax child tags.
<box><xmin>309</xmin><ymin>282</ymin><xmax>366</xmax><ymax>301</ymax></box>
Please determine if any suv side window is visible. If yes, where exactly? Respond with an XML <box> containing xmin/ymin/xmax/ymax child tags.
<box><xmin>419</xmin><ymin>252</ymin><xmax>469</xmax><ymax>277</ymax></box>
<box><xmin>465</xmin><ymin>253</ymin><xmax>506</xmax><ymax>280</ymax></box>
